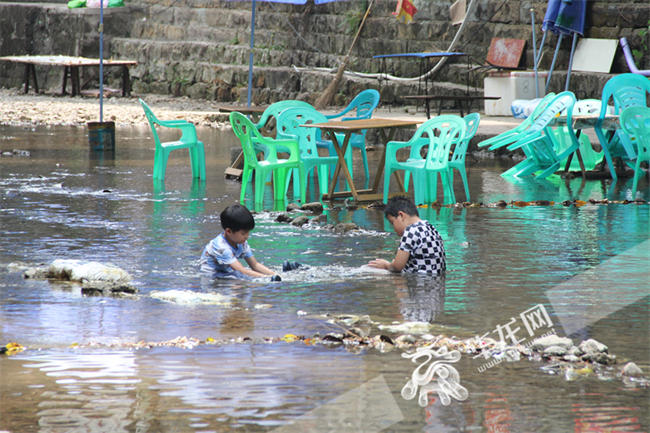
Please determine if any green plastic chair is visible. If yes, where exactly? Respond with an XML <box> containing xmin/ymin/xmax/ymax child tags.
<box><xmin>477</xmin><ymin>93</ymin><xmax>556</xmax><ymax>151</ymax></box>
<box><xmin>229</xmin><ymin>112</ymin><xmax>305</xmax><ymax>205</ymax></box>
<box><xmin>319</xmin><ymin>89</ymin><xmax>380</xmax><ymax>181</ymax></box>
<box><xmin>404</xmin><ymin>113</ymin><xmax>480</xmax><ymax>202</ymax></box>
<box><xmin>384</xmin><ymin>115</ymin><xmax>466</xmax><ymax>205</ymax></box>
<box><xmin>255</xmin><ymin>100</ymin><xmax>315</xmax><ymax>132</ymax></box>
<box><xmin>276</xmin><ymin>107</ymin><xmax>340</xmax><ymax>199</ymax></box>
<box><xmin>619</xmin><ymin>106</ymin><xmax>650</xmax><ymax>196</ymax></box>
<box><xmin>505</xmin><ymin>91</ymin><xmax>581</xmax><ymax>179</ymax></box>
<box><xmin>595</xmin><ymin>74</ymin><xmax>650</xmax><ymax>180</ymax></box>
<box><xmin>449</xmin><ymin>113</ymin><xmax>481</xmax><ymax>201</ymax></box>
<box><xmin>139</xmin><ymin>99</ymin><xmax>206</xmax><ymax>181</ymax></box>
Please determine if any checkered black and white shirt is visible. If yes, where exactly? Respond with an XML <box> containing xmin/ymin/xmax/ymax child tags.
<box><xmin>399</xmin><ymin>220</ymin><xmax>446</xmax><ymax>275</ymax></box>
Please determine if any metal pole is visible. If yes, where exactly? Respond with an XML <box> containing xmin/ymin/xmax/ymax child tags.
<box><xmin>99</xmin><ymin>0</ymin><xmax>104</xmax><ymax>122</ymax></box>
<box><xmin>530</xmin><ymin>8</ymin><xmax>539</xmax><ymax>98</ymax></box>
<box><xmin>565</xmin><ymin>32</ymin><xmax>579</xmax><ymax>91</ymax></box>
<box><xmin>247</xmin><ymin>0</ymin><xmax>256</xmax><ymax>108</ymax></box>
<box><xmin>545</xmin><ymin>34</ymin><xmax>563</xmax><ymax>94</ymax></box>
<box><xmin>536</xmin><ymin>30</ymin><xmax>548</xmax><ymax>69</ymax></box>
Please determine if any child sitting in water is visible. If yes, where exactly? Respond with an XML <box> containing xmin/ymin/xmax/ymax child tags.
<box><xmin>200</xmin><ymin>204</ymin><xmax>282</xmax><ymax>281</ymax></box>
<box><xmin>367</xmin><ymin>196</ymin><xmax>446</xmax><ymax>275</ymax></box>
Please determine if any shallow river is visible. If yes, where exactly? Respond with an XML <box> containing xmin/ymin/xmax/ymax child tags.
<box><xmin>1</xmin><ymin>124</ymin><xmax>648</xmax><ymax>432</ymax></box>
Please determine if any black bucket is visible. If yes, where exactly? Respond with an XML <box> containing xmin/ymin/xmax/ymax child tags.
<box><xmin>87</xmin><ymin>121</ymin><xmax>115</xmax><ymax>151</ymax></box>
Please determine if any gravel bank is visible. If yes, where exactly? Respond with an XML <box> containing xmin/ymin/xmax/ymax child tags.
<box><xmin>0</xmin><ymin>88</ymin><xmax>231</xmax><ymax>128</ymax></box>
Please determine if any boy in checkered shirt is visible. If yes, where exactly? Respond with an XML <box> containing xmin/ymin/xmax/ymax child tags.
<box><xmin>367</xmin><ymin>196</ymin><xmax>446</xmax><ymax>275</ymax></box>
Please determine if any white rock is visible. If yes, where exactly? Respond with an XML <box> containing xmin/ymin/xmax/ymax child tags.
<box><xmin>621</xmin><ymin>362</ymin><xmax>643</xmax><ymax>377</ymax></box>
<box><xmin>48</xmin><ymin>259</ymin><xmax>132</xmax><ymax>283</ymax></box>
<box><xmin>378</xmin><ymin>321</ymin><xmax>432</xmax><ymax>335</ymax></box>
<box><xmin>544</xmin><ymin>345</ymin><xmax>568</xmax><ymax>356</ymax></box>
<box><xmin>531</xmin><ymin>335</ymin><xmax>573</xmax><ymax>351</ymax></box>
<box><xmin>578</xmin><ymin>339</ymin><xmax>608</xmax><ymax>354</ymax></box>
<box><xmin>150</xmin><ymin>289</ymin><xmax>231</xmax><ymax>305</ymax></box>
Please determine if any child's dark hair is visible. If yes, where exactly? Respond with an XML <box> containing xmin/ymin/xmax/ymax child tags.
<box><xmin>384</xmin><ymin>196</ymin><xmax>419</xmax><ymax>219</ymax></box>
<box><xmin>221</xmin><ymin>204</ymin><xmax>255</xmax><ymax>232</ymax></box>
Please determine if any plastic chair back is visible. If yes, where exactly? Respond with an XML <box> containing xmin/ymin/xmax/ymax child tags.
<box><xmin>413</xmin><ymin>116</ymin><xmax>466</xmax><ymax>171</ymax></box>
<box><xmin>256</xmin><ymin>100</ymin><xmax>315</xmax><ymax>131</ymax></box>
<box><xmin>230</xmin><ymin>111</ymin><xmax>266</xmax><ymax>168</ymax></box>
<box><xmin>326</xmin><ymin>89</ymin><xmax>380</xmax><ymax>121</ymax></box>
<box><xmin>620</xmin><ymin>106</ymin><xmax>650</xmax><ymax>195</ymax></box>
<box><xmin>277</xmin><ymin>107</ymin><xmax>329</xmax><ymax>155</ymax></box>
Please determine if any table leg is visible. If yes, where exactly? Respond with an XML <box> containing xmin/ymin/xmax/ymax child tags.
<box><xmin>326</xmin><ymin>132</ymin><xmax>358</xmax><ymax>201</ymax></box>
<box><xmin>23</xmin><ymin>64</ymin><xmax>30</xmax><ymax>94</ymax></box>
<box><xmin>370</xmin><ymin>128</ymin><xmax>405</xmax><ymax>194</ymax></box>
<box><xmin>71</xmin><ymin>66</ymin><xmax>80</xmax><ymax>96</ymax></box>
<box><xmin>62</xmin><ymin>66</ymin><xmax>69</xmax><ymax>95</ymax></box>
<box><xmin>122</xmin><ymin>65</ymin><xmax>131</xmax><ymax>97</ymax></box>
<box><xmin>30</xmin><ymin>64</ymin><xmax>39</xmax><ymax>93</ymax></box>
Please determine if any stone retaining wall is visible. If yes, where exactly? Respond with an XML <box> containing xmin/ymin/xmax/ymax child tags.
<box><xmin>1</xmin><ymin>0</ymin><xmax>648</xmax><ymax>105</ymax></box>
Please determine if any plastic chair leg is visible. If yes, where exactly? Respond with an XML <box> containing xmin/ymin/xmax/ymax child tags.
<box><xmin>317</xmin><ymin>165</ymin><xmax>329</xmax><ymax>197</ymax></box>
<box><xmin>383</xmin><ymin>167</ymin><xmax>395</xmax><ymax>204</ymax></box>
<box><xmin>458</xmin><ymin>168</ymin><xmax>470</xmax><ymax>202</ymax></box>
<box><xmin>535</xmin><ymin>162</ymin><xmax>561</xmax><ymax>179</ymax></box>
<box><xmin>356</xmin><ymin>145</ymin><xmax>370</xmax><ymax>180</ymax></box>
<box><xmin>601</xmin><ymin>145</ymin><xmax>618</xmax><ymax>181</ymax></box>
<box><xmin>240</xmin><ymin>166</ymin><xmax>252</xmax><ymax>204</ymax></box>
<box><xmin>154</xmin><ymin>149</ymin><xmax>171</xmax><ymax>181</ymax></box>
<box><xmin>441</xmin><ymin>170</ymin><xmax>456</xmax><ymax>205</ymax></box>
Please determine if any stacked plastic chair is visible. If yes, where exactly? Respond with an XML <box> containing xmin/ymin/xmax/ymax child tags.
<box><xmin>383</xmin><ymin>115</ymin><xmax>466</xmax><ymax>205</ymax></box>
<box><xmin>276</xmin><ymin>107</ymin><xmax>340</xmax><ymax>199</ymax></box>
<box><xmin>595</xmin><ymin>74</ymin><xmax>650</xmax><ymax>180</ymax></box>
<box><xmin>504</xmin><ymin>91</ymin><xmax>581</xmax><ymax>179</ymax></box>
<box><xmin>619</xmin><ymin>106</ymin><xmax>650</xmax><ymax>196</ymax></box>
<box><xmin>477</xmin><ymin>93</ymin><xmax>556</xmax><ymax>152</ymax></box>
<box><xmin>229</xmin><ymin>112</ymin><xmax>305</xmax><ymax>206</ymax></box>
<box><xmin>139</xmin><ymin>99</ymin><xmax>206</xmax><ymax>181</ymax></box>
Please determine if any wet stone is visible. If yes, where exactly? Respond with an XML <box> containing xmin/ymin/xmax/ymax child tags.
<box><xmin>275</xmin><ymin>212</ymin><xmax>293</xmax><ymax>223</ymax></box>
<box><xmin>531</xmin><ymin>335</ymin><xmax>574</xmax><ymax>351</ymax></box>
<box><xmin>301</xmin><ymin>202</ymin><xmax>323</xmax><ymax>213</ymax></box>
<box><xmin>579</xmin><ymin>339</ymin><xmax>608</xmax><ymax>354</ymax></box>
<box><xmin>286</xmin><ymin>203</ymin><xmax>301</xmax><ymax>211</ymax></box>
<box><xmin>544</xmin><ymin>345</ymin><xmax>568</xmax><ymax>357</ymax></box>
<box><xmin>313</xmin><ymin>214</ymin><xmax>328</xmax><ymax>224</ymax></box>
<box><xmin>290</xmin><ymin>216</ymin><xmax>310</xmax><ymax>227</ymax></box>
<box><xmin>332</xmin><ymin>222</ymin><xmax>359</xmax><ymax>234</ymax></box>
<box><xmin>581</xmin><ymin>352</ymin><xmax>616</xmax><ymax>365</ymax></box>
<box><xmin>81</xmin><ymin>281</ymin><xmax>139</xmax><ymax>297</ymax></box>
<box><xmin>621</xmin><ymin>362</ymin><xmax>643</xmax><ymax>377</ymax></box>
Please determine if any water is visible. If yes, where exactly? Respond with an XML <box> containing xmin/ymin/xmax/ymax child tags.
<box><xmin>1</xmin><ymin>124</ymin><xmax>648</xmax><ymax>432</ymax></box>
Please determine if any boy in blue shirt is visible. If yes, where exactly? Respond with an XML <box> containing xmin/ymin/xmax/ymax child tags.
<box><xmin>367</xmin><ymin>196</ymin><xmax>446</xmax><ymax>275</ymax></box>
<box><xmin>200</xmin><ymin>204</ymin><xmax>282</xmax><ymax>281</ymax></box>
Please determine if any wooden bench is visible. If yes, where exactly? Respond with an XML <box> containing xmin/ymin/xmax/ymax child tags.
<box><xmin>403</xmin><ymin>95</ymin><xmax>501</xmax><ymax>118</ymax></box>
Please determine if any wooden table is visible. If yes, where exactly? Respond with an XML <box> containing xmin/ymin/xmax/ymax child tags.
<box><xmin>0</xmin><ymin>55</ymin><xmax>137</xmax><ymax>97</ymax></box>
<box><xmin>302</xmin><ymin>118</ymin><xmax>421</xmax><ymax>202</ymax></box>
<box><xmin>215</xmin><ymin>105</ymin><xmax>267</xmax><ymax>123</ymax></box>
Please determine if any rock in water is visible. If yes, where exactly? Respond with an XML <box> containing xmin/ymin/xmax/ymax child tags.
<box><xmin>531</xmin><ymin>335</ymin><xmax>573</xmax><ymax>351</ymax></box>
<box><xmin>378</xmin><ymin>321</ymin><xmax>432</xmax><ymax>335</ymax></box>
<box><xmin>48</xmin><ymin>259</ymin><xmax>132</xmax><ymax>283</ymax></box>
<box><xmin>621</xmin><ymin>362</ymin><xmax>643</xmax><ymax>377</ymax></box>
<box><xmin>150</xmin><ymin>289</ymin><xmax>231</xmax><ymax>305</ymax></box>
<box><xmin>578</xmin><ymin>339</ymin><xmax>608</xmax><ymax>354</ymax></box>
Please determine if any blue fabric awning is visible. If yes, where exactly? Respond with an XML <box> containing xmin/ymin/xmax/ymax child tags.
<box><xmin>543</xmin><ymin>0</ymin><xmax>586</xmax><ymax>37</ymax></box>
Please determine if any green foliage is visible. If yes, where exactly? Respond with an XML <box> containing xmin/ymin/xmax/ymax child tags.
<box><xmin>338</xmin><ymin>0</ymin><xmax>368</xmax><ymax>35</ymax></box>
<box><xmin>229</xmin><ymin>34</ymin><xmax>239</xmax><ymax>45</ymax></box>
<box><xmin>631</xmin><ymin>20</ymin><xmax>650</xmax><ymax>66</ymax></box>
